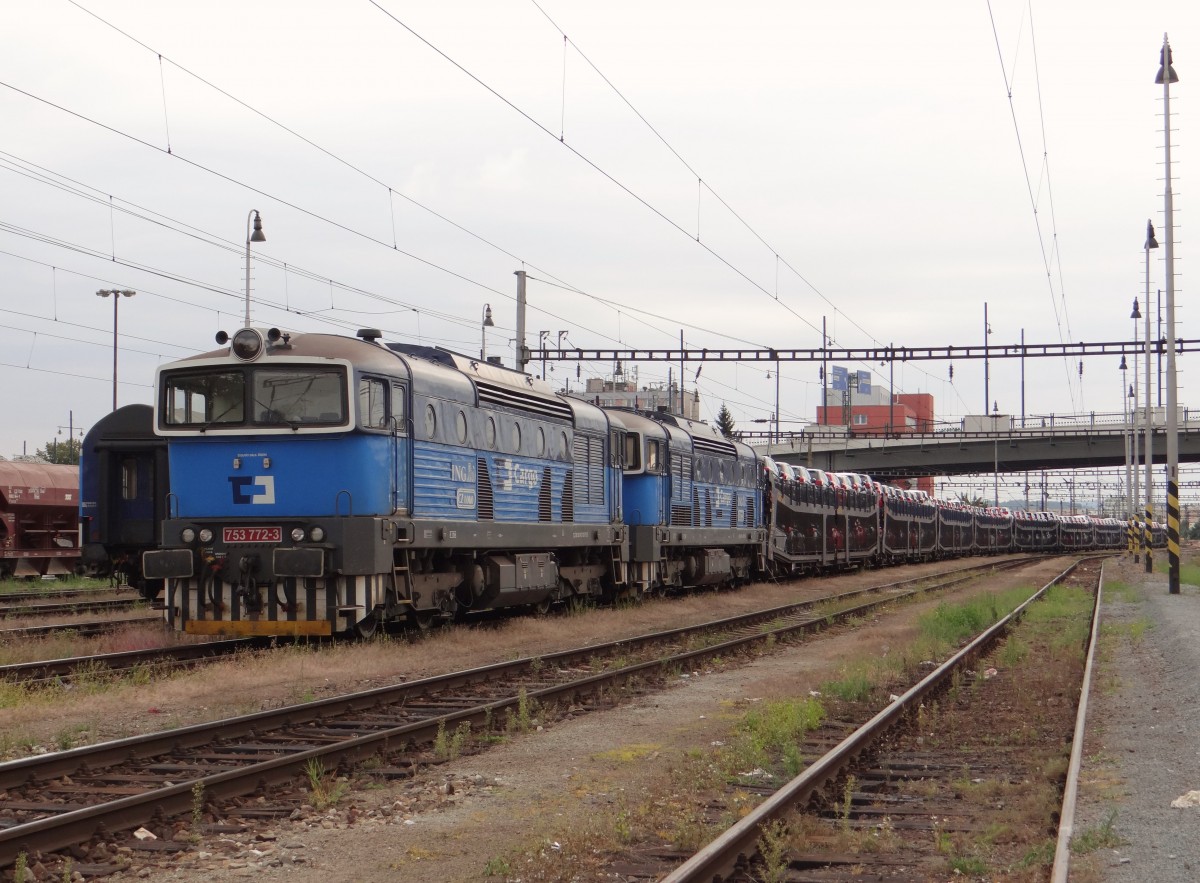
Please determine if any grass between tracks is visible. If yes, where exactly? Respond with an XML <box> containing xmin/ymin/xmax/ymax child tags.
<box><xmin>491</xmin><ymin>581</ymin><xmax>1094</xmax><ymax>882</ymax></box>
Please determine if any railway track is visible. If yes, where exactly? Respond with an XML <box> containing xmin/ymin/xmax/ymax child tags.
<box><xmin>0</xmin><ymin>616</ymin><xmax>162</xmax><ymax>640</ymax></box>
<box><xmin>0</xmin><ymin>597</ymin><xmax>143</xmax><ymax>619</ymax></box>
<box><xmin>657</xmin><ymin>556</ymin><xmax>1106</xmax><ymax>882</ymax></box>
<box><xmin>0</xmin><ymin>555</ymin><xmax>1043</xmax><ymax>869</ymax></box>
<box><xmin>0</xmin><ymin>638</ymin><xmax>257</xmax><ymax>686</ymax></box>
<box><xmin>0</xmin><ymin>585</ymin><xmax>132</xmax><ymax>604</ymax></box>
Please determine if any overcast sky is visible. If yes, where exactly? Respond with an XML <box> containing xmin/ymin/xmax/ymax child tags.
<box><xmin>0</xmin><ymin>0</ymin><xmax>1193</xmax><ymax>459</ymax></box>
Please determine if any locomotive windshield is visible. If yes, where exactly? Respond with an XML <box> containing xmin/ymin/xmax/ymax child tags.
<box><xmin>161</xmin><ymin>366</ymin><xmax>347</xmax><ymax>429</ymax></box>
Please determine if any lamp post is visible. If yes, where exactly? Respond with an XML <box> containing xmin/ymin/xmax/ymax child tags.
<box><xmin>1120</xmin><ymin>355</ymin><xmax>1131</xmax><ymax>507</ymax></box>
<box><xmin>480</xmin><ymin>303</ymin><xmax>494</xmax><ymax>361</ymax></box>
<box><xmin>95</xmin><ymin>288</ymin><xmax>136</xmax><ymax>411</ymax></box>
<box><xmin>983</xmin><ymin>302</ymin><xmax>992</xmax><ymax>414</ymax></box>
<box><xmin>1156</xmin><ymin>34</ymin><xmax>1182</xmax><ymax>594</ymax></box>
<box><xmin>1130</xmin><ymin>378</ymin><xmax>1140</xmax><ymax>562</ymax></box>
<box><xmin>244</xmin><ymin>210</ymin><xmax>266</xmax><ymax>328</ymax></box>
<box><xmin>1143</xmin><ymin>221</ymin><xmax>1159</xmax><ymax>573</ymax></box>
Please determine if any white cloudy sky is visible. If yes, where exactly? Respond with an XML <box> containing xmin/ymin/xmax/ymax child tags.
<box><xmin>0</xmin><ymin>0</ymin><xmax>1193</xmax><ymax>458</ymax></box>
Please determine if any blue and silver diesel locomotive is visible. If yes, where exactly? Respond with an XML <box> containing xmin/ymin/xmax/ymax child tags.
<box><xmin>144</xmin><ymin>327</ymin><xmax>627</xmax><ymax>635</ymax></box>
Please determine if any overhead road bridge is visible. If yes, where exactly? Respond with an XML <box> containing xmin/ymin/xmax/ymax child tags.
<box><xmin>749</xmin><ymin>416</ymin><xmax>1200</xmax><ymax>479</ymax></box>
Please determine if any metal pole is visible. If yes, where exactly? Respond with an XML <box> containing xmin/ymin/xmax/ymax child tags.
<box><xmin>1124</xmin><ymin>368</ymin><xmax>1132</xmax><ymax>523</ymax></box>
<box><xmin>1157</xmin><ymin>286</ymin><xmax>1163</xmax><ymax>407</ymax></box>
<box><xmin>888</xmin><ymin>343</ymin><xmax>894</xmax><ymax>437</ymax></box>
<box><xmin>821</xmin><ymin>316</ymin><xmax>828</xmax><ymax>427</ymax></box>
<box><xmin>984</xmin><ymin>302</ymin><xmax>989</xmax><ymax>414</ymax></box>
<box><xmin>1145</xmin><ymin>224</ymin><xmax>1155</xmax><ymax>573</ymax></box>
<box><xmin>993</xmin><ymin>440</ymin><xmax>999</xmax><ymax>507</ymax></box>
<box><xmin>680</xmin><ymin>330</ymin><xmax>686</xmax><ymax>419</ymax></box>
<box><xmin>1020</xmin><ymin>327</ymin><xmax>1026</xmax><ymax>428</ymax></box>
<box><xmin>111</xmin><ymin>294</ymin><xmax>119</xmax><ymax>412</ymax></box>
<box><xmin>96</xmin><ymin>289</ymin><xmax>135</xmax><ymax>411</ymax></box>
<box><xmin>774</xmin><ymin>357</ymin><xmax>780</xmax><ymax>444</ymax></box>
<box><xmin>244</xmin><ymin>210</ymin><xmax>265</xmax><ymax>329</ymax></box>
<box><xmin>514</xmin><ymin>270</ymin><xmax>528</xmax><ymax>374</ymax></box>
<box><xmin>1132</xmin><ymin>373</ymin><xmax>1141</xmax><ymax>562</ymax></box>
<box><xmin>1159</xmin><ymin>34</ymin><xmax>1181</xmax><ymax>593</ymax></box>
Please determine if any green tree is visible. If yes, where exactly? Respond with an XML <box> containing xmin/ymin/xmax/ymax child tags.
<box><xmin>715</xmin><ymin>404</ymin><xmax>737</xmax><ymax>440</ymax></box>
<box><xmin>35</xmin><ymin>437</ymin><xmax>81</xmax><ymax>465</ymax></box>
<box><xmin>956</xmin><ymin>492</ymin><xmax>989</xmax><ymax>509</ymax></box>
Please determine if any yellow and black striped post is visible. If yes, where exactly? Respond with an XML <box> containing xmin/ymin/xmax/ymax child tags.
<box><xmin>1128</xmin><ymin>517</ymin><xmax>1135</xmax><ymax>554</ymax></box>
<box><xmin>1144</xmin><ymin>505</ymin><xmax>1153</xmax><ymax>573</ymax></box>
<box><xmin>1168</xmin><ymin>477</ymin><xmax>1181</xmax><ymax>594</ymax></box>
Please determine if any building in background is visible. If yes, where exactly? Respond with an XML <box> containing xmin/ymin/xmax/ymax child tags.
<box><xmin>574</xmin><ymin>375</ymin><xmax>700</xmax><ymax>421</ymax></box>
<box><xmin>816</xmin><ymin>375</ymin><xmax>936</xmax><ymax>494</ymax></box>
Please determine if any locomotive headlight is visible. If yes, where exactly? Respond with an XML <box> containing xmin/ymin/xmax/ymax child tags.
<box><xmin>291</xmin><ymin>527</ymin><xmax>306</xmax><ymax>543</ymax></box>
<box><xmin>310</xmin><ymin>526</ymin><xmax>325</xmax><ymax>542</ymax></box>
<box><xmin>231</xmin><ymin>328</ymin><xmax>264</xmax><ymax>361</ymax></box>
<box><xmin>181</xmin><ymin>528</ymin><xmax>196</xmax><ymax>543</ymax></box>
<box><xmin>198</xmin><ymin>528</ymin><xmax>214</xmax><ymax>543</ymax></box>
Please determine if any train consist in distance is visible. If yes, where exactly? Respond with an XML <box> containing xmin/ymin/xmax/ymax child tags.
<box><xmin>67</xmin><ymin>325</ymin><xmax>1145</xmax><ymax>638</ymax></box>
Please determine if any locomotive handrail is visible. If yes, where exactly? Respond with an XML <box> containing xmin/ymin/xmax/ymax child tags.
<box><xmin>165</xmin><ymin>492</ymin><xmax>179</xmax><ymax>520</ymax></box>
<box><xmin>334</xmin><ymin>489</ymin><xmax>353</xmax><ymax>517</ymax></box>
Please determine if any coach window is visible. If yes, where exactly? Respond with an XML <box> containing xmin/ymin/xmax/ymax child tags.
<box><xmin>424</xmin><ymin>403</ymin><xmax>437</xmax><ymax>439</ymax></box>
<box><xmin>511</xmin><ymin>422</ymin><xmax>522</xmax><ymax>452</ymax></box>
<box><xmin>536</xmin><ymin>426</ymin><xmax>546</xmax><ymax>455</ymax></box>
<box><xmin>561</xmin><ymin>430</ymin><xmax>570</xmax><ymax>460</ymax></box>
<box><xmin>485</xmin><ymin>416</ymin><xmax>497</xmax><ymax>449</ymax></box>
<box><xmin>120</xmin><ymin>458</ymin><xmax>138</xmax><ymax>500</ymax></box>
<box><xmin>359</xmin><ymin>378</ymin><xmax>387</xmax><ymax>429</ymax></box>
<box><xmin>456</xmin><ymin>410</ymin><xmax>469</xmax><ymax>444</ymax></box>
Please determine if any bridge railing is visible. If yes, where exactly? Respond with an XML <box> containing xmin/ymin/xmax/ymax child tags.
<box><xmin>741</xmin><ymin>408</ymin><xmax>1197</xmax><ymax>447</ymax></box>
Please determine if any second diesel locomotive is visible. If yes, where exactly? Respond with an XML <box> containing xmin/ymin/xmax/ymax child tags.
<box><xmin>129</xmin><ymin>326</ymin><xmax>1127</xmax><ymax>637</ymax></box>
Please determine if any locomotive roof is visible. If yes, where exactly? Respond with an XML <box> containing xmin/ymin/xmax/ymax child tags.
<box><xmin>621</xmin><ymin>409</ymin><xmax>756</xmax><ymax>461</ymax></box>
<box><xmin>168</xmin><ymin>330</ymin><xmax>612</xmax><ymax>431</ymax></box>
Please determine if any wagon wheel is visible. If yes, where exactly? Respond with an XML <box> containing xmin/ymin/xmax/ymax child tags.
<box><xmin>352</xmin><ymin>611</ymin><xmax>380</xmax><ymax>639</ymax></box>
<box><xmin>408</xmin><ymin>609</ymin><xmax>438</xmax><ymax>633</ymax></box>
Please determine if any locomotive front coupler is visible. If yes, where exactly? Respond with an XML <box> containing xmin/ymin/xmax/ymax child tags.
<box><xmin>232</xmin><ymin>552</ymin><xmax>264</xmax><ymax>613</ymax></box>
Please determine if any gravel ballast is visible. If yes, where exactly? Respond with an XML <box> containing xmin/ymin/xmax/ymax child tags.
<box><xmin>1075</xmin><ymin>554</ymin><xmax>1200</xmax><ymax>882</ymax></box>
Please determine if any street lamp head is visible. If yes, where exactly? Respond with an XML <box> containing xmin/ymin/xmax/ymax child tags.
<box><xmin>482</xmin><ymin>304</ymin><xmax>494</xmax><ymax>327</ymax></box>
<box><xmin>250</xmin><ymin>211</ymin><xmax>266</xmax><ymax>243</ymax></box>
<box><xmin>1145</xmin><ymin>220</ymin><xmax>1159</xmax><ymax>250</ymax></box>
<box><xmin>1129</xmin><ymin>384</ymin><xmax>1136</xmax><ymax>399</ymax></box>
<box><xmin>1131</xmin><ymin>297</ymin><xmax>1142</xmax><ymax>320</ymax></box>
<box><xmin>1119</xmin><ymin>355</ymin><xmax>1128</xmax><ymax>371</ymax></box>
<box><xmin>1156</xmin><ymin>40</ymin><xmax>1179</xmax><ymax>85</ymax></box>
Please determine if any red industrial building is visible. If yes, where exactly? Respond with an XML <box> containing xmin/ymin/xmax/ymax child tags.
<box><xmin>816</xmin><ymin>393</ymin><xmax>936</xmax><ymax>493</ymax></box>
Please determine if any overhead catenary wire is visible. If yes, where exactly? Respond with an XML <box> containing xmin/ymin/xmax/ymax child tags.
<box><xmin>49</xmin><ymin>0</ymin><xmax>941</xmax><ymax>411</ymax></box>
<box><xmin>985</xmin><ymin>0</ymin><xmax>1080</xmax><ymax>411</ymax></box>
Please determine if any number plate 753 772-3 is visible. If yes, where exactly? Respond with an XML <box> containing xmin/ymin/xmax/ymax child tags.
<box><xmin>222</xmin><ymin>526</ymin><xmax>282</xmax><ymax>544</ymax></box>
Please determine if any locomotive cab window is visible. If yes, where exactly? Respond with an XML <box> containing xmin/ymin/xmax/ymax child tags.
<box><xmin>163</xmin><ymin>370</ymin><xmax>244</xmax><ymax>426</ymax></box>
<box><xmin>646</xmin><ymin>439</ymin><xmax>663</xmax><ymax>473</ymax></box>
<box><xmin>623</xmin><ymin>433</ymin><xmax>642</xmax><ymax>473</ymax></box>
<box><xmin>359</xmin><ymin>378</ymin><xmax>387</xmax><ymax>429</ymax></box>
<box><xmin>390</xmin><ymin>383</ymin><xmax>407</xmax><ymax>433</ymax></box>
